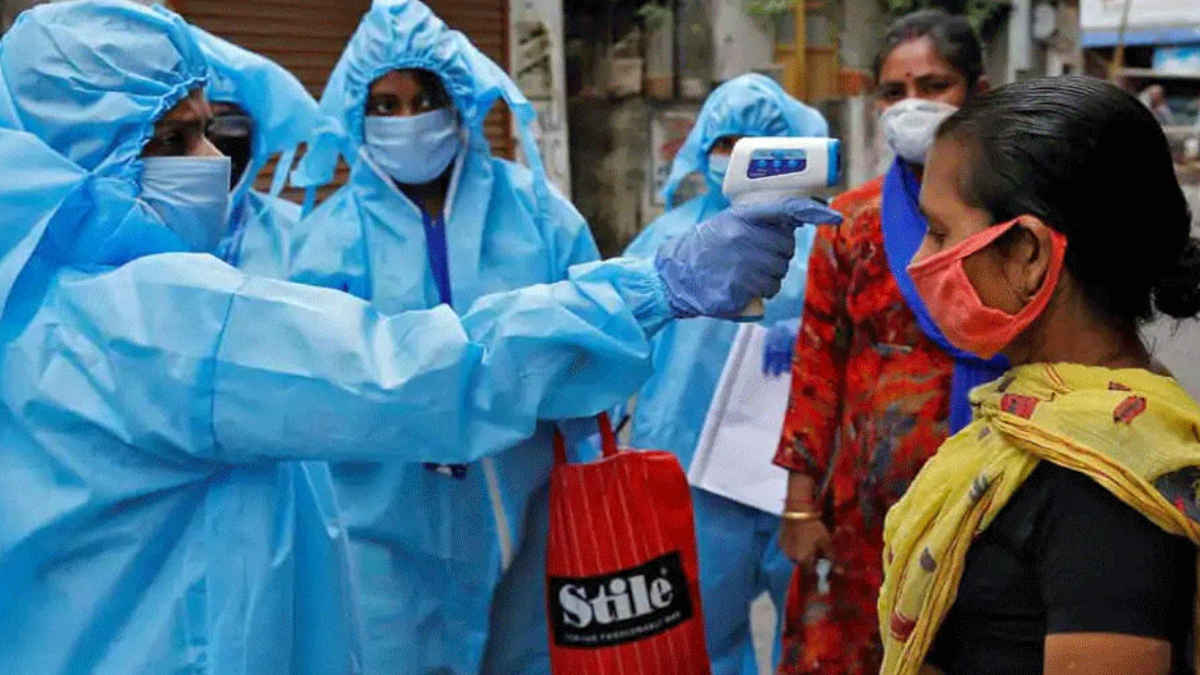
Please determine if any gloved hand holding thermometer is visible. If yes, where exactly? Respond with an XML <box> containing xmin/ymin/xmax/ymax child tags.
<box><xmin>655</xmin><ymin>196</ymin><xmax>842</xmax><ymax>319</ymax></box>
<box><xmin>722</xmin><ymin>137</ymin><xmax>842</xmax><ymax>318</ymax></box>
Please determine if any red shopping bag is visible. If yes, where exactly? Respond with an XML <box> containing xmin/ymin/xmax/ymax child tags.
<box><xmin>546</xmin><ymin>413</ymin><xmax>711</xmax><ymax>674</ymax></box>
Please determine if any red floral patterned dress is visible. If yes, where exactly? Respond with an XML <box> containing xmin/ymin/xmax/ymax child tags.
<box><xmin>774</xmin><ymin>177</ymin><xmax>954</xmax><ymax>674</ymax></box>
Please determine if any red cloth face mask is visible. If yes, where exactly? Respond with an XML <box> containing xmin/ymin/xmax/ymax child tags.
<box><xmin>906</xmin><ymin>218</ymin><xmax>1068</xmax><ymax>359</ymax></box>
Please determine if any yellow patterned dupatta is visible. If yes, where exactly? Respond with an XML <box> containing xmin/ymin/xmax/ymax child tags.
<box><xmin>877</xmin><ymin>363</ymin><xmax>1200</xmax><ymax>674</ymax></box>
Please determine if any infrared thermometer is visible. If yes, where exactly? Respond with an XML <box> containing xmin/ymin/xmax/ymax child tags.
<box><xmin>722</xmin><ymin>136</ymin><xmax>841</xmax><ymax>318</ymax></box>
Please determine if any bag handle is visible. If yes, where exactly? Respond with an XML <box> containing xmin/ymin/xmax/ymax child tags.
<box><xmin>553</xmin><ymin>412</ymin><xmax>619</xmax><ymax>464</ymax></box>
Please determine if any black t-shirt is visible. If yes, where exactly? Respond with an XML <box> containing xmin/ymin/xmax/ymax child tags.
<box><xmin>928</xmin><ymin>462</ymin><xmax>1196</xmax><ymax>675</ymax></box>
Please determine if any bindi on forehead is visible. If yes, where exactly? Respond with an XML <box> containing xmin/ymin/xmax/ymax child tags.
<box><xmin>881</xmin><ymin>37</ymin><xmax>957</xmax><ymax>80</ymax></box>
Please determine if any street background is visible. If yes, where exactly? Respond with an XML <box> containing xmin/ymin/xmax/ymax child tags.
<box><xmin>2</xmin><ymin>2</ymin><xmax>1198</xmax><ymax>670</ymax></box>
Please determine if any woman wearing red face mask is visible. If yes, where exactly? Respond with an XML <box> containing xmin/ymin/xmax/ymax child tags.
<box><xmin>774</xmin><ymin>10</ymin><xmax>993</xmax><ymax>674</ymax></box>
<box><xmin>881</xmin><ymin>75</ymin><xmax>1200</xmax><ymax>675</ymax></box>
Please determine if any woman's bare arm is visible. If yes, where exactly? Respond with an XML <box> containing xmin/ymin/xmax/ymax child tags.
<box><xmin>1045</xmin><ymin>633</ymin><xmax>1171</xmax><ymax>675</ymax></box>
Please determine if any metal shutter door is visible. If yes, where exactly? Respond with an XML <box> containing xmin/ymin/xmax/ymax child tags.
<box><xmin>174</xmin><ymin>0</ymin><xmax>369</xmax><ymax>98</ymax></box>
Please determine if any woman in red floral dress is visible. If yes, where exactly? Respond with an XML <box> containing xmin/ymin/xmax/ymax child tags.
<box><xmin>773</xmin><ymin>10</ymin><xmax>993</xmax><ymax>674</ymax></box>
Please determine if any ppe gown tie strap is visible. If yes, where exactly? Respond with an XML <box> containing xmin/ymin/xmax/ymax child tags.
<box><xmin>302</xmin><ymin>186</ymin><xmax>317</xmax><ymax>217</ymax></box>
<box><xmin>270</xmin><ymin>146</ymin><xmax>298</xmax><ymax>200</ymax></box>
<box><xmin>553</xmin><ymin>412</ymin><xmax>618</xmax><ymax>464</ymax></box>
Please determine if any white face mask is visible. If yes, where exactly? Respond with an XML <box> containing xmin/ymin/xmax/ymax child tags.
<box><xmin>881</xmin><ymin>98</ymin><xmax>959</xmax><ymax>165</ymax></box>
<box><xmin>140</xmin><ymin>156</ymin><xmax>232</xmax><ymax>253</ymax></box>
<box><xmin>706</xmin><ymin>153</ymin><xmax>730</xmax><ymax>189</ymax></box>
<box><xmin>364</xmin><ymin>107</ymin><xmax>462</xmax><ymax>185</ymax></box>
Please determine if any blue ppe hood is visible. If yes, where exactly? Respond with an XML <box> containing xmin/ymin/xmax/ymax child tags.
<box><xmin>291</xmin><ymin>0</ymin><xmax>551</xmax><ymax>228</ymax></box>
<box><xmin>189</xmin><ymin>26</ymin><xmax>321</xmax><ymax>205</ymax></box>
<box><xmin>661</xmin><ymin>73</ymin><xmax>829</xmax><ymax>209</ymax></box>
<box><xmin>0</xmin><ymin>0</ymin><xmax>209</xmax><ymax>280</ymax></box>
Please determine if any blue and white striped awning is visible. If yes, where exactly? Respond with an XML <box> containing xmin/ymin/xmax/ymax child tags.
<box><xmin>1083</xmin><ymin>25</ymin><xmax>1200</xmax><ymax>48</ymax></box>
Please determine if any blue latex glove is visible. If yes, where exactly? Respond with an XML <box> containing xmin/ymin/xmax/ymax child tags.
<box><xmin>654</xmin><ymin>198</ymin><xmax>842</xmax><ymax>318</ymax></box>
<box><xmin>762</xmin><ymin>319</ymin><xmax>799</xmax><ymax>376</ymax></box>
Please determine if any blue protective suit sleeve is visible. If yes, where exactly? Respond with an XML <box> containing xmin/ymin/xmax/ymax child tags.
<box><xmin>31</xmin><ymin>253</ymin><xmax>668</xmax><ymax>466</ymax></box>
<box><xmin>604</xmin><ymin>195</ymin><xmax>709</xmax><ymax>441</ymax></box>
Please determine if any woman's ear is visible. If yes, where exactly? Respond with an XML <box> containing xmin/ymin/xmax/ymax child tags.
<box><xmin>1008</xmin><ymin>216</ymin><xmax>1055</xmax><ymax>301</ymax></box>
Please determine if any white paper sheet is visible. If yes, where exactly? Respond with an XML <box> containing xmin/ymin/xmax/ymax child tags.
<box><xmin>688</xmin><ymin>323</ymin><xmax>793</xmax><ymax>515</ymax></box>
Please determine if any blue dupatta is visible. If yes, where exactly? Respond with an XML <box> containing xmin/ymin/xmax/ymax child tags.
<box><xmin>881</xmin><ymin>158</ymin><xmax>1008</xmax><ymax>432</ymax></box>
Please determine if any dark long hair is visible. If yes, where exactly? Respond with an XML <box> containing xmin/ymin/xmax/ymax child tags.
<box><xmin>873</xmin><ymin>9</ymin><xmax>985</xmax><ymax>87</ymax></box>
<box><xmin>937</xmin><ymin>75</ymin><xmax>1200</xmax><ymax>322</ymax></box>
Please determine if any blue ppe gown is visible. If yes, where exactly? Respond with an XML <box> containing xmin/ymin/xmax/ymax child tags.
<box><xmin>0</xmin><ymin>3</ymin><xmax>670</xmax><ymax>673</ymax></box>
<box><xmin>481</xmin><ymin>73</ymin><xmax>828</xmax><ymax>675</ymax></box>
<box><xmin>286</xmin><ymin>2</ymin><xmax>604</xmax><ymax>671</ymax></box>
<box><xmin>190</xmin><ymin>30</ymin><xmax>361</xmax><ymax>675</ymax></box>
<box><xmin>629</xmin><ymin>75</ymin><xmax>826</xmax><ymax>675</ymax></box>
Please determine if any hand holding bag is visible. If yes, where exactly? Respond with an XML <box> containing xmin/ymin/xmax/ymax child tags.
<box><xmin>546</xmin><ymin>413</ymin><xmax>712</xmax><ymax>674</ymax></box>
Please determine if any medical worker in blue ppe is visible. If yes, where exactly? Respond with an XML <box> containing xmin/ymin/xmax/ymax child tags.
<box><xmin>0</xmin><ymin>2</ymin><xmax>837</xmax><ymax>673</ymax></box>
<box><xmin>188</xmin><ymin>26</ymin><xmax>321</xmax><ymax>277</ymax></box>
<box><xmin>625</xmin><ymin>74</ymin><xmax>828</xmax><ymax>675</ymax></box>
<box><xmin>480</xmin><ymin>73</ymin><xmax>831</xmax><ymax>675</ymax></box>
<box><xmin>282</xmin><ymin>1</ymin><xmax>614</xmax><ymax>671</ymax></box>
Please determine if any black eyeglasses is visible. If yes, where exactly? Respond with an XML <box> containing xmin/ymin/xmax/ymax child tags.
<box><xmin>207</xmin><ymin>114</ymin><xmax>253</xmax><ymax>141</ymax></box>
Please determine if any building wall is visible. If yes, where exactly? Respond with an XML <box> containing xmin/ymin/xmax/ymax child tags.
<box><xmin>511</xmin><ymin>0</ymin><xmax>572</xmax><ymax>197</ymax></box>
<box><xmin>568</xmin><ymin>97</ymin><xmax>655</xmax><ymax>257</ymax></box>
<box><xmin>177</xmin><ymin>0</ymin><xmax>368</xmax><ymax>98</ymax></box>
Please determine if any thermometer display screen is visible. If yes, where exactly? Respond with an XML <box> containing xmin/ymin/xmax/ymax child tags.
<box><xmin>746</xmin><ymin>148</ymin><xmax>808</xmax><ymax>179</ymax></box>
